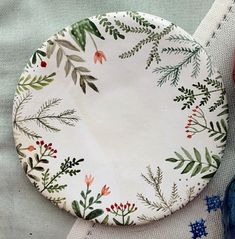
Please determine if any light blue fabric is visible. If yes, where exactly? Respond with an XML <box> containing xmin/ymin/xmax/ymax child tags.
<box><xmin>0</xmin><ymin>1</ymin><xmax>214</xmax><ymax>238</ymax></box>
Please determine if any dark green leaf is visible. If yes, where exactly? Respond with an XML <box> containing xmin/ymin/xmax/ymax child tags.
<box><xmin>166</xmin><ymin>158</ymin><xmax>178</xmax><ymax>163</ymax></box>
<box><xmin>181</xmin><ymin>161</ymin><xmax>195</xmax><ymax>174</ymax></box>
<box><xmin>174</xmin><ymin>152</ymin><xmax>184</xmax><ymax>161</ymax></box>
<box><xmin>174</xmin><ymin>161</ymin><xmax>184</xmax><ymax>170</ymax></box>
<box><xmin>202</xmin><ymin>171</ymin><xmax>216</xmax><ymax>179</ymax></box>
<box><xmin>37</xmin><ymin>50</ymin><xmax>46</xmax><ymax>57</ymax></box>
<box><xmin>80</xmin><ymin>76</ymin><xmax>86</xmax><ymax>93</ymax></box>
<box><xmin>81</xmin><ymin>75</ymin><xmax>97</xmax><ymax>81</ymax></box>
<box><xmin>68</xmin><ymin>55</ymin><xmax>84</xmax><ymax>62</ymax></box>
<box><xmin>23</xmin><ymin>162</ymin><xmax>28</xmax><ymax>173</ymax></box>
<box><xmin>72</xmin><ymin>200</ymin><xmax>82</xmax><ymax>217</ymax></box>
<box><xmin>28</xmin><ymin>173</ymin><xmax>40</xmax><ymax>181</ymax></box>
<box><xmin>113</xmin><ymin>218</ymin><xmax>122</xmax><ymax>225</ymax></box>
<box><xmin>181</xmin><ymin>147</ymin><xmax>194</xmax><ymax>161</ymax></box>
<box><xmin>85</xmin><ymin>209</ymin><xmax>104</xmax><ymax>220</ymax></box>
<box><xmin>34</xmin><ymin>166</ymin><xmax>44</xmax><ymax>171</ymax></box>
<box><xmin>40</xmin><ymin>159</ymin><xmax>49</xmax><ymax>164</ymax></box>
<box><xmin>64</xmin><ymin>60</ymin><xmax>71</xmax><ymax>77</ymax></box>
<box><xmin>205</xmin><ymin>147</ymin><xmax>212</xmax><ymax>164</ymax></box>
<box><xmin>79</xmin><ymin>200</ymin><xmax>85</xmax><ymax>207</ymax></box>
<box><xmin>87</xmin><ymin>82</ymin><xmax>99</xmax><ymax>92</ymax></box>
<box><xmin>76</xmin><ymin>66</ymin><xmax>90</xmax><ymax>72</ymax></box>
<box><xmin>89</xmin><ymin>196</ymin><xmax>94</xmax><ymax>205</ymax></box>
<box><xmin>32</xmin><ymin>52</ymin><xmax>37</xmax><ymax>64</ymax></box>
<box><xmin>56</xmin><ymin>48</ymin><xmax>63</xmax><ymax>67</ymax></box>
<box><xmin>55</xmin><ymin>39</ymin><xmax>80</xmax><ymax>51</ymax></box>
<box><xmin>80</xmin><ymin>191</ymin><xmax>85</xmax><ymax>199</ymax></box>
<box><xmin>212</xmin><ymin>155</ymin><xmax>221</xmax><ymax>168</ymax></box>
<box><xmin>193</xmin><ymin>148</ymin><xmax>201</xmax><ymax>162</ymax></box>
<box><xmin>70</xmin><ymin>19</ymin><xmax>105</xmax><ymax>51</ymax></box>
<box><xmin>27</xmin><ymin>157</ymin><xmax>33</xmax><ymax>168</ymax></box>
<box><xmin>201</xmin><ymin>166</ymin><xmax>210</xmax><ymax>174</ymax></box>
<box><xmin>216</xmin><ymin>121</ymin><xmax>222</xmax><ymax>132</ymax></box>
<box><xmin>221</xmin><ymin>119</ymin><xmax>227</xmax><ymax>132</ymax></box>
<box><xmin>191</xmin><ymin>163</ymin><xmax>202</xmax><ymax>177</ymax></box>
<box><xmin>100</xmin><ymin>215</ymin><xmax>109</xmax><ymax>225</ymax></box>
<box><xmin>71</xmin><ymin>69</ymin><xmax>77</xmax><ymax>84</ymax></box>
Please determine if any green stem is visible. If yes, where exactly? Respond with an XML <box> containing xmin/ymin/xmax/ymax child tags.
<box><xmin>193</xmin><ymin>88</ymin><xmax>223</xmax><ymax>97</ymax></box>
<box><xmin>16</xmin><ymin>115</ymin><xmax>76</xmax><ymax>123</ymax></box>
<box><xmin>82</xmin><ymin>185</ymin><xmax>89</xmax><ymax>217</ymax></box>
<box><xmin>88</xmin><ymin>32</ymin><xmax>98</xmax><ymax>51</ymax></box>
<box><xmin>121</xmin><ymin>209</ymin><xmax>125</xmax><ymax>225</ymax></box>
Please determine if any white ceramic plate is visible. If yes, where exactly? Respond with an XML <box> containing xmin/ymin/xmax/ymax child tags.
<box><xmin>13</xmin><ymin>11</ymin><xmax>228</xmax><ymax>226</ymax></box>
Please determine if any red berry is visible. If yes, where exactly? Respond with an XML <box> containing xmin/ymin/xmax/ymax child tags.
<box><xmin>124</xmin><ymin>205</ymin><xmax>127</xmax><ymax>209</ymax></box>
<box><xmin>120</xmin><ymin>203</ymin><xmax>123</xmax><ymax>207</ymax></box>
<box><xmin>114</xmin><ymin>203</ymin><xmax>118</xmax><ymax>208</ymax></box>
<box><xmin>40</xmin><ymin>140</ymin><xmax>44</xmax><ymax>145</ymax></box>
<box><xmin>111</xmin><ymin>205</ymin><xmax>114</xmax><ymax>209</ymax></box>
<box><xmin>36</xmin><ymin>141</ymin><xmax>39</xmax><ymax>145</ymax></box>
<box><xmin>53</xmin><ymin>156</ymin><xmax>57</xmax><ymax>158</ymax></box>
<box><xmin>48</xmin><ymin>143</ymin><xmax>52</xmax><ymax>146</ymax></box>
<box><xmin>106</xmin><ymin>208</ymin><xmax>111</xmax><ymax>212</ymax></box>
<box><xmin>40</xmin><ymin>61</ymin><xmax>47</xmax><ymax>67</ymax></box>
<box><xmin>188</xmin><ymin>119</ymin><xmax>192</xmax><ymax>123</ymax></box>
<box><xmin>196</xmin><ymin>106</ymin><xmax>199</xmax><ymax>109</ymax></box>
<box><xmin>188</xmin><ymin>116</ymin><xmax>192</xmax><ymax>118</ymax></box>
<box><xmin>187</xmin><ymin>135</ymin><xmax>192</xmax><ymax>139</ymax></box>
<box><xmin>54</xmin><ymin>150</ymin><xmax>57</xmax><ymax>153</ymax></box>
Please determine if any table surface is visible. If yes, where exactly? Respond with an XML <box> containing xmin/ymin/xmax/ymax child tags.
<box><xmin>0</xmin><ymin>1</ymin><xmax>215</xmax><ymax>238</ymax></box>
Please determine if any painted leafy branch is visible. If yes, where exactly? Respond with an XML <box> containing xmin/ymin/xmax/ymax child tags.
<box><xmin>40</xmin><ymin>157</ymin><xmax>84</xmax><ymax>193</ymax></box>
<box><xmin>174</xmin><ymin>76</ymin><xmax>226</xmax><ymax>111</ymax></box>
<box><xmin>22</xmin><ymin>140</ymin><xmax>57</xmax><ymax>181</ymax></box>
<box><xmin>72</xmin><ymin>175</ymin><xmax>110</xmax><ymax>221</ymax></box>
<box><xmin>126</xmin><ymin>11</ymin><xmax>156</xmax><ymax>29</ymax></box>
<box><xmin>106</xmin><ymin>202</ymin><xmax>137</xmax><ymax>225</ymax></box>
<box><xmin>119</xmin><ymin>21</ymin><xmax>175</xmax><ymax>69</ymax></box>
<box><xmin>16</xmin><ymin>72</ymin><xmax>55</xmax><ymax>94</ymax></box>
<box><xmin>70</xmin><ymin>18</ymin><xmax>105</xmax><ymax>51</ymax></box>
<box><xmin>21</xmin><ymin>139</ymin><xmax>84</xmax><ymax>202</ymax></box>
<box><xmin>95</xmin><ymin>14</ymin><xmax>125</xmax><ymax>40</ymax></box>
<box><xmin>166</xmin><ymin>147</ymin><xmax>221</xmax><ymax>179</ymax></box>
<box><xmin>154</xmin><ymin>34</ymin><xmax>213</xmax><ymax>86</ymax></box>
<box><xmin>137</xmin><ymin>166</ymin><xmax>180</xmax><ymax>218</ymax></box>
<box><xmin>13</xmin><ymin>92</ymin><xmax>79</xmax><ymax>139</ymax></box>
<box><xmin>46</xmin><ymin>37</ymin><xmax>99</xmax><ymax>94</ymax></box>
<box><xmin>185</xmin><ymin>106</ymin><xmax>227</xmax><ymax>145</ymax></box>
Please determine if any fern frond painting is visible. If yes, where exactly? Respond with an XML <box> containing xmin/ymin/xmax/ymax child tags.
<box><xmin>13</xmin><ymin>11</ymin><xmax>228</xmax><ymax>225</ymax></box>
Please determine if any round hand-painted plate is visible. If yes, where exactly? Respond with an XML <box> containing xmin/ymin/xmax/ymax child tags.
<box><xmin>13</xmin><ymin>11</ymin><xmax>228</xmax><ymax>225</ymax></box>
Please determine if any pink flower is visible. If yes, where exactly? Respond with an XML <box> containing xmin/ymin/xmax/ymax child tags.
<box><xmin>85</xmin><ymin>175</ymin><xmax>94</xmax><ymax>187</ymax></box>
<box><xmin>101</xmin><ymin>185</ymin><xmax>110</xmax><ymax>196</ymax></box>
<box><xmin>94</xmin><ymin>51</ymin><xmax>106</xmax><ymax>64</ymax></box>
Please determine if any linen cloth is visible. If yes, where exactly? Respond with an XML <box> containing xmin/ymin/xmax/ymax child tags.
<box><xmin>0</xmin><ymin>0</ymin><xmax>217</xmax><ymax>238</ymax></box>
<box><xmin>67</xmin><ymin>0</ymin><xmax>235</xmax><ymax>238</ymax></box>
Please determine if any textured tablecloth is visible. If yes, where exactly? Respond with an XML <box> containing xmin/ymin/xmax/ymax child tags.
<box><xmin>0</xmin><ymin>1</ymin><xmax>218</xmax><ymax>238</ymax></box>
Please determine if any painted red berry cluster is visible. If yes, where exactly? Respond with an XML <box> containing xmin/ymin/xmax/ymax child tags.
<box><xmin>36</xmin><ymin>140</ymin><xmax>57</xmax><ymax>158</ymax></box>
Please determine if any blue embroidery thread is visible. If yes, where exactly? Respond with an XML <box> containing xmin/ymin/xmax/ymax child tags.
<box><xmin>189</xmin><ymin>219</ymin><xmax>208</xmax><ymax>239</ymax></box>
<box><xmin>205</xmin><ymin>195</ymin><xmax>222</xmax><ymax>213</ymax></box>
